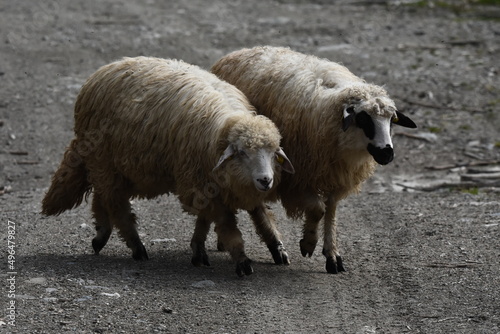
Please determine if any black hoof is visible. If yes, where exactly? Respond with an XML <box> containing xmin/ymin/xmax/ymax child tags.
<box><xmin>325</xmin><ymin>255</ymin><xmax>345</xmax><ymax>274</ymax></box>
<box><xmin>268</xmin><ymin>242</ymin><xmax>290</xmax><ymax>265</ymax></box>
<box><xmin>191</xmin><ymin>247</ymin><xmax>211</xmax><ymax>267</ymax></box>
<box><xmin>235</xmin><ymin>259</ymin><xmax>253</xmax><ymax>277</ymax></box>
<box><xmin>336</xmin><ymin>255</ymin><xmax>345</xmax><ymax>272</ymax></box>
<box><xmin>132</xmin><ymin>243</ymin><xmax>149</xmax><ymax>261</ymax></box>
<box><xmin>92</xmin><ymin>237</ymin><xmax>106</xmax><ymax>255</ymax></box>
<box><xmin>300</xmin><ymin>238</ymin><xmax>316</xmax><ymax>257</ymax></box>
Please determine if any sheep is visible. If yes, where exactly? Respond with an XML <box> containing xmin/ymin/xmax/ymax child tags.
<box><xmin>41</xmin><ymin>56</ymin><xmax>295</xmax><ymax>276</ymax></box>
<box><xmin>211</xmin><ymin>46</ymin><xmax>417</xmax><ymax>274</ymax></box>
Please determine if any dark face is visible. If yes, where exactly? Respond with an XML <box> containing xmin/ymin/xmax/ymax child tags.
<box><xmin>355</xmin><ymin>110</ymin><xmax>394</xmax><ymax>165</ymax></box>
<box><xmin>343</xmin><ymin>107</ymin><xmax>417</xmax><ymax>165</ymax></box>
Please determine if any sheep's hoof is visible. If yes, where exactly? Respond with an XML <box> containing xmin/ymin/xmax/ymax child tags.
<box><xmin>235</xmin><ymin>259</ymin><xmax>253</xmax><ymax>277</ymax></box>
<box><xmin>92</xmin><ymin>237</ymin><xmax>106</xmax><ymax>255</ymax></box>
<box><xmin>299</xmin><ymin>238</ymin><xmax>317</xmax><ymax>257</ymax></box>
<box><xmin>325</xmin><ymin>255</ymin><xmax>345</xmax><ymax>274</ymax></box>
<box><xmin>191</xmin><ymin>246</ymin><xmax>211</xmax><ymax>267</ymax></box>
<box><xmin>132</xmin><ymin>243</ymin><xmax>149</xmax><ymax>261</ymax></box>
<box><xmin>268</xmin><ymin>242</ymin><xmax>290</xmax><ymax>265</ymax></box>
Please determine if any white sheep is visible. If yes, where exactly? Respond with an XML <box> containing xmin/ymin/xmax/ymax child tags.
<box><xmin>212</xmin><ymin>46</ymin><xmax>417</xmax><ymax>274</ymax></box>
<box><xmin>41</xmin><ymin>56</ymin><xmax>294</xmax><ymax>276</ymax></box>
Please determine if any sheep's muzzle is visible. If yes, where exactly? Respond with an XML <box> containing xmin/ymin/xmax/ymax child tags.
<box><xmin>255</xmin><ymin>176</ymin><xmax>273</xmax><ymax>192</ymax></box>
<box><xmin>367</xmin><ymin>143</ymin><xmax>394</xmax><ymax>165</ymax></box>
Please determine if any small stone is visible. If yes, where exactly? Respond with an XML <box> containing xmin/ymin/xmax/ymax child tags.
<box><xmin>26</xmin><ymin>277</ymin><xmax>46</xmax><ymax>285</ymax></box>
<box><xmin>16</xmin><ymin>294</ymin><xmax>36</xmax><ymax>300</ymax></box>
<box><xmin>151</xmin><ymin>238</ymin><xmax>176</xmax><ymax>243</ymax></box>
<box><xmin>191</xmin><ymin>280</ymin><xmax>216</xmax><ymax>289</ymax></box>
<box><xmin>100</xmin><ymin>292</ymin><xmax>120</xmax><ymax>298</ymax></box>
<box><xmin>75</xmin><ymin>295</ymin><xmax>92</xmax><ymax>302</ymax></box>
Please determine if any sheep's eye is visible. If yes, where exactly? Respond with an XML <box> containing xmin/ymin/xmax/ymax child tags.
<box><xmin>392</xmin><ymin>116</ymin><xmax>399</xmax><ymax>123</ymax></box>
<box><xmin>238</xmin><ymin>150</ymin><xmax>248</xmax><ymax>157</ymax></box>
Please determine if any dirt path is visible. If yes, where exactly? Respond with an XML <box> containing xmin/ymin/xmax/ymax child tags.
<box><xmin>1</xmin><ymin>1</ymin><xmax>499</xmax><ymax>333</ymax></box>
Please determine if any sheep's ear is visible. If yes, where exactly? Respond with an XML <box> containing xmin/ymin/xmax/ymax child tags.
<box><xmin>276</xmin><ymin>147</ymin><xmax>295</xmax><ymax>174</ymax></box>
<box><xmin>342</xmin><ymin>106</ymin><xmax>355</xmax><ymax>131</ymax></box>
<box><xmin>213</xmin><ymin>145</ymin><xmax>235</xmax><ymax>172</ymax></box>
<box><xmin>393</xmin><ymin>111</ymin><xmax>417</xmax><ymax>128</ymax></box>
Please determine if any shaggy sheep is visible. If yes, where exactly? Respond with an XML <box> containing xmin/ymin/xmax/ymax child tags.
<box><xmin>41</xmin><ymin>56</ymin><xmax>294</xmax><ymax>276</ymax></box>
<box><xmin>212</xmin><ymin>46</ymin><xmax>417</xmax><ymax>274</ymax></box>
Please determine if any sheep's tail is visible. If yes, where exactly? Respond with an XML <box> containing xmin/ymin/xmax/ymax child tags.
<box><xmin>41</xmin><ymin>139</ymin><xmax>92</xmax><ymax>216</ymax></box>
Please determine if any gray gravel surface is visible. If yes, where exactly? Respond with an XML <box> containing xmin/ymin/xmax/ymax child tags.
<box><xmin>1</xmin><ymin>1</ymin><xmax>499</xmax><ymax>333</ymax></box>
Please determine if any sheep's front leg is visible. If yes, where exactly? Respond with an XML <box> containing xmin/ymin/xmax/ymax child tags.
<box><xmin>215</xmin><ymin>211</ymin><xmax>253</xmax><ymax>276</ymax></box>
<box><xmin>190</xmin><ymin>217</ymin><xmax>211</xmax><ymax>267</ymax></box>
<box><xmin>248</xmin><ymin>204</ymin><xmax>289</xmax><ymax>265</ymax></box>
<box><xmin>322</xmin><ymin>195</ymin><xmax>345</xmax><ymax>274</ymax></box>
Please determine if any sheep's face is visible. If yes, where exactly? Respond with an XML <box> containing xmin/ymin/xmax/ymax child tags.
<box><xmin>342</xmin><ymin>96</ymin><xmax>417</xmax><ymax>165</ymax></box>
<box><xmin>213</xmin><ymin>142</ymin><xmax>295</xmax><ymax>193</ymax></box>
<box><xmin>212</xmin><ymin>115</ymin><xmax>294</xmax><ymax>193</ymax></box>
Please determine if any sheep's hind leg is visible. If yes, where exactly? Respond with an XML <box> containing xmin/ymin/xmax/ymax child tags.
<box><xmin>91</xmin><ymin>193</ymin><xmax>113</xmax><ymax>255</ymax></box>
<box><xmin>248</xmin><ymin>204</ymin><xmax>289</xmax><ymax>265</ymax></box>
<box><xmin>106</xmin><ymin>194</ymin><xmax>148</xmax><ymax>260</ymax></box>
<box><xmin>322</xmin><ymin>195</ymin><xmax>345</xmax><ymax>274</ymax></box>
<box><xmin>190</xmin><ymin>217</ymin><xmax>211</xmax><ymax>267</ymax></box>
<box><xmin>215</xmin><ymin>211</ymin><xmax>253</xmax><ymax>276</ymax></box>
<box><xmin>214</xmin><ymin>225</ymin><xmax>225</xmax><ymax>252</ymax></box>
<box><xmin>300</xmin><ymin>198</ymin><xmax>326</xmax><ymax>257</ymax></box>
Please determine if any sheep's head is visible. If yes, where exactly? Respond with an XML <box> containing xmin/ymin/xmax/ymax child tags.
<box><xmin>213</xmin><ymin>115</ymin><xmax>294</xmax><ymax>192</ymax></box>
<box><xmin>341</xmin><ymin>91</ymin><xmax>417</xmax><ymax>165</ymax></box>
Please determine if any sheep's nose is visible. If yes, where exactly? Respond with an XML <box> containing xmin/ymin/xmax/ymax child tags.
<box><xmin>257</xmin><ymin>177</ymin><xmax>272</xmax><ymax>188</ymax></box>
<box><xmin>367</xmin><ymin>143</ymin><xmax>394</xmax><ymax>165</ymax></box>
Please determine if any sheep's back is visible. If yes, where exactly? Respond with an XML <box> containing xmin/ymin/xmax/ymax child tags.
<box><xmin>212</xmin><ymin>47</ymin><xmax>358</xmax><ymax>148</ymax></box>
<box><xmin>74</xmin><ymin>57</ymin><xmax>253</xmax><ymax>197</ymax></box>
